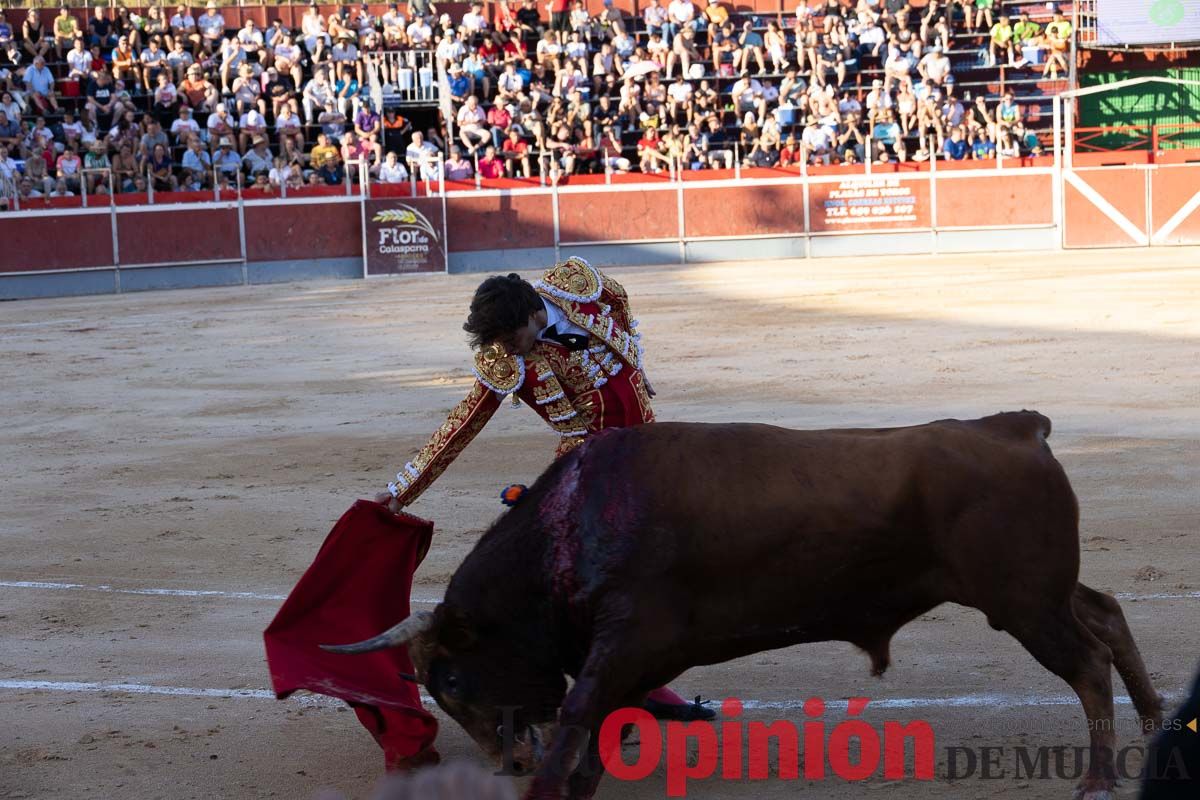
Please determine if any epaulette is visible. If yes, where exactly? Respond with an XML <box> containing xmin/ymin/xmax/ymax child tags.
<box><xmin>534</xmin><ymin>257</ymin><xmax>604</xmax><ymax>304</ymax></box>
<box><xmin>472</xmin><ymin>342</ymin><xmax>525</xmax><ymax>395</ymax></box>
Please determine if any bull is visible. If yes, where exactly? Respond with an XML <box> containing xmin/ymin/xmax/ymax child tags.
<box><xmin>325</xmin><ymin>413</ymin><xmax>1164</xmax><ymax>799</ymax></box>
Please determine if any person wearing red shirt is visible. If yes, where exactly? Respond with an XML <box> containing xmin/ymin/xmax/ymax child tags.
<box><xmin>478</xmin><ymin>145</ymin><xmax>504</xmax><ymax>178</ymax></box>
<box><xmin>500</xmin><ymin>128</ymin><xmax>531</xmax><ymax>177</ymax></box>
<box><xmin>486</xmin><ymin>102</ymin><xmax>512</xmax><ymax>149</ymax></box>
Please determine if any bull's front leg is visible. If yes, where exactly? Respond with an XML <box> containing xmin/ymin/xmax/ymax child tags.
<box><xmin>525</xmin><ymin>642</ymin><xmax>638</xmax><ymax>800</ymax></box>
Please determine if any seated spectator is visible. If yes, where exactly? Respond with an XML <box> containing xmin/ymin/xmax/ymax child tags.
<box><xmin>139</xmin><ymin>118</ymin><xmax>169</xmax><ymax>161</ymax></box>
<box><xmin>801</xmin><ymin>114</ymin><xmax>833</xmax><ymax>165</ymax></box>
<box><xmin>55</xmin><ymin>146</ymin><xmax>83</xmax><ymax>193</ymax></box>
<box><xmin>972</xmin><ymin>130</ymin><xmax>996</xmax><ymax>160</ymax></box>
<box><xmin>24</xmin><ymin>56</ymin><xmax>60</xmax><ymax>114</ymax></box>
<box><xmin>238</xmin><ymin>107</ymin><xmax>268</xmax><ymax>154</ymax></box>
<box><xmin>22</xmin><ymin>9</ymin><xmax>50</xmax><ymax>63</ymax></box>
<box><xmin>309</xmin><ymin>131</ymin><xmax>343</xmax><ymax>184</ymax></box>
<box><xmin>0</xmin><ymin>109</ymin><xmax>20</xmax><ymax>156</ymax></box>
<box><xmin>942</xmin><ymin>126</ymin><xmax>968</xmax><ymax>160</ymax></box>
<box><xmin>274</xmin><ymin>101</ymin><xmax>305</xmax><ymax>161</ymax></box>
<box><xmin>318</xmin><ymin>106</ymin><xmax>348</xmax><ymax>145</ymax></box>
<box><xmin>147</xmin><ymin>142</ymin><xmax>177</xmax><ymax>191</ymax></box>
<box><xmin>181</xmin><ymin>136</ymin><xmax>212</xmax><ymax>180</ymax></box>
<box><xmin>300</xmin><ymin>2</ymin><xmax>330</xmax><ymax>62</ymax></box>
<box><xmin>738</xmin><ymin>20</ymin><xmax>767</xmax><ymax>75</ymax></box>
<box><xmin>213</xmin><ymin>137</ymin><xmax>244</xmax><ymax>178</ymax></box>
<box><xmin>500</xmin><ymin>128</ymin><xmax>531</xmax><ymax>177</ymax></box>
<box><xmin>457</xmin><ymin>95</ymin><xmax>490</xmax><ymax>155</ymax></box>
<box><xmin>166</xmin><ymin>40</ymin><xmax>195</xmax><ymax>85</ymax></box>
<box><xmin>971</xmin><ymin>0</ymin><xmax>996</xmax><ymax>33</ymax></box>
<box><xmin>197</xmin><ymin>2</ymin><xmax>226</xmax><ymax>51</ymax></box>
<box><xmin>377</xmin><ymin>150</ymin><xmax>409</xmax><ymax>183</ymax></box>
<box><xmin>989</xmin><ymin>16</ymin><xmax>1016</xmax><ymax>67</ymax></box>
<box><xmin>871</xmin><ymin>109</ymin><xmax>906</xmax><ymax>162</ymax></box>
<box><xmin>83</xmin><ymin>140</ymin><xmax>111</xmax><ymax>193</ymax></box>
<box><xmin>405</xmin><ymin>129</ymin><xmax>441</xmax><ymax>180</ymax></box>
<box><xmin>444</xmin><ymin>145</ymin><xmax>474</xmax><ymax>180</ymax></box>
<box><xmin>243</xmin><ymin>135</ymin><xmax>275</xmax><ymax>176</ymax></box>
<box><xmin>110</xmin><ymin>142</ymin><xmax>139</xmax><ymax>191</ymax></box>
<box><xmin>170</xmin><ymin>105</ymin><xmax>200</xmax><ymax>145</ymax></box>
<box><xmin>46</xmin><ymin>178</ymin><xmax>75</xmax><ymax>199</ymax></box>
<box><xmin>333</xmin><ymin>63</ymin><xmax>363</xmax><ymax>116</ymax></box>
<box><xmin>179</xmin><ymin>65</ymin><xmax>218</xmax><ymax>113</ymax></box>
<box><xmin>636</xmin><ymin>126</ymin><xmax>670</xmax><ymax>173</ymax></box>
<box><xmin>170</xmin><ymin>4</ymin><xmax>200</xmax><ymax>52</ymax></box>
<box><xmin>478</xmin><ymin>145</ymin><xmax>504</xmax><ymax>179</ymax></box>
<box><xmin>1042</xmin><ymin>11</ymin><xmax>1071</xmax><ymax>80</ymax></box>
<box><xmin>340</xmin><ymin>129</ymin><xmax>377</xmax><ymax>180</ymax></box>
<box><xmin>268</xmin><ymin>155</ymin><xmax>295</xmax><ymax>188</ymax></box>
<box><xmin>206</xmin><ymin>102</ymin><xmax>237</xmax><ymax>147</ymax></box>
<box><xmin>731</xmin><ymin>71</ymin><xmax>767</xmax><ymax>127</ymax></box>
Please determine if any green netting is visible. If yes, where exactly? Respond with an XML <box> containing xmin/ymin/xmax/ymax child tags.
<box><xmin>1077</xmin><ymin>69</ymin><xmax>1200</xmax><ymax>151</ymax></box>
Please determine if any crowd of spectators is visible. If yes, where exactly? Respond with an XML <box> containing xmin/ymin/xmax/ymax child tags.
<box><xmin>0</xmin><ymin>0</ymin><xmax>1071</xmax><ymax>204</ymax></box>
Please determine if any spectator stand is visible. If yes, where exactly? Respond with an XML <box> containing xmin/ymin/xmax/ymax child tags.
<box><xmin>0</xmin><ymin>0</ymin><xmax>1081</xmax><ymax>213</ymax></box>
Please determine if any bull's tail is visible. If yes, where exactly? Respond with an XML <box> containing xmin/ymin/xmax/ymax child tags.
<box><xmin>980</xmin><ymin>410</ymin><xmax>1052</xmax><ymax>442</ymax></box>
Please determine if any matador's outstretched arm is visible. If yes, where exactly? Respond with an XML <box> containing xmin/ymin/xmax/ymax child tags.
<box><xmin>386</xmin><ymin>381</ymin><xmax>502</xmax><ymax>507</ymax></box>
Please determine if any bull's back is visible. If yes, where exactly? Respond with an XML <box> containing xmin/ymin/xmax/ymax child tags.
<box><xmin>573</xmin><ymin>413</ymin><xmax>1071</xmax><ymax>602</ymax></box>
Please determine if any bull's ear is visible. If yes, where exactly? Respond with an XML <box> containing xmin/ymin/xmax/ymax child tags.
<box><xmin>434</xmin><ymin>603</ymin><xmax>478</xmax><ymax>651</ymax></box>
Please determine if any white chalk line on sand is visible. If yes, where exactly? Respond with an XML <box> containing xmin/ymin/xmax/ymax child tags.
<box><xmin>2</xmin><ymin>579</ymin><xmax>1197</xmax><ymax>605</ymax></box>
<box><xmin>0</xmin><ymin>580</ymin><xmax>442</xmax><ymax>605</ymax></box>
<box><xmin>0</xmin><ymin>679</ymin><xmax>1173</xmax><ymax>713</ymax></box>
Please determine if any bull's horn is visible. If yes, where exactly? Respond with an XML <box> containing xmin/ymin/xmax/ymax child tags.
<box><xmin>320</xmin><ymin>611</ymin><xmax>434</xmax><ymax>655</ymax></box>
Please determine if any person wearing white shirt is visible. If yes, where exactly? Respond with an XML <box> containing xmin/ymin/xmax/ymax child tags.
<box><xmin>64</xmin><ymin>40</ymin><xmax>92</xmax><ymax>80</ymax></box>
<box><xmin>456</xmin><ymin>95</ymin><xmax>489</xmax><ymax>154</ymax></box>
<box><xmin>407</xmin><ymin>19</ymin><xmax>432</xmax><ymax>47</ymax></box>
<box><xmin>643</xmin><ymin>0</ymin><xmax>668</xmax><ymax>39</ymax></box>
<box><xmin>237</xmin><ymin>20</ymin><xmax>264</xmax><ymax>56</ymax></box>
<box><xmin>301</xmin><ymin>5</ymin><xmax>330</xmax><ymax>58</ymax></box>
<box><xmin>166</xmin><ymin>41</ymin><xmax>194</xmax><ymax>84</ymax></box>
<box><xmin>239</xmin><ymin>108</ymin><xmax>267</xmax><ymax>152</ymax></box>
<box><xmin>665</xmin><ymin>0</ymin><xmax>699</xmax><ymax>46</ymax></box>
<box><xmin>170</xmin><ymin>107</ymin><xmax>200</xmax><ymax>143</ymax></box>
<box><xmin>461</xmin><ymin>2</ymin><xmax>488</xmax><ymax>33</ymax></box>
<box><xmin>170</xmin><ymin>5</ymin><xmax>197</xmax><ymax>48</ymax></box>
<box><xmin>404</xmin><ymin>130</ymin><xmax>440</xmax><ymax>180</ymax></box>
<box><xmin>377</xmin><ymin>151</ymin><xmax>410</xmax><ymax>183</ymax></box>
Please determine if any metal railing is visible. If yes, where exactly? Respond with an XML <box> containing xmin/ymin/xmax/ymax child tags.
<box><xmin>370</xmin><ymin>50</ymin><xmax>438</xmax><ymax>106</ymax></box>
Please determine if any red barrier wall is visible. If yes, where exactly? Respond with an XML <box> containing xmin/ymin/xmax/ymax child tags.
<box><xmin>0</xmin><ymin>170</ymin><xmax>1087</xmax><ymax>277</ymax></box>
<box><xmin>809</xmin><ymin>177</ymin><xmax>932</xmax><ymax>233</ymax></box>
<box><xmin>1150</xmin><ymin>165</ymin><xmax>1200</xmax><ymax>245</ymax></box>
<box><xmin>1064</xmin><ymin>167</ymin><xmax>1147</xmax><ymax>248</ymax></box>
<box><xmin>683</xmin><ymin>184</ymin><xmax>804</xmax><ymax>238</ymax></box>
<box><xmin>445</xmin><ymin>193</ymin><xmax>554</xmax><ymax>251</ymax></box>
<box><xmin>937</xmin><ymin>173</ymin><xmax>1054</xmax><ymax>228</ymax></box>
<box><xmin>558</xmin><ymin>188</ymin><xmax>678</xmax><ymax>243</ymax></box>
<box><xmin>0</xmin><ymin>212</ymin><xmax>113</xmax><ymax>273</ymax></box>
<box><xmin>244</xmin><ymin>201</ymin><xmax>362</xmax><ymax>261</ymax></box>
<box><xmin>117</xmin><ymin>208</ymin><xmax>241</xmax><ymax>266</ymax></box>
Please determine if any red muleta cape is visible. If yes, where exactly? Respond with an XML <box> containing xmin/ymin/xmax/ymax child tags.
<box><xmin>263</xmin><ymin>499</ymin><xmax>437</xmax><ymax>764</ymax></box>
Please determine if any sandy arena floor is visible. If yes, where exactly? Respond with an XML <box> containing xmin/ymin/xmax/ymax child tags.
<box><xmin>1</xmin><ymin>247</ymin><xmax>1198</xmax><ymax>800</ymax></box>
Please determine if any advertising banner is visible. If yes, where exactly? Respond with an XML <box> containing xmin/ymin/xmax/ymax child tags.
<box><xmin>363</xmin><ymin>197</ymin><xmax>446</xmax><ymax>274</ymax></box>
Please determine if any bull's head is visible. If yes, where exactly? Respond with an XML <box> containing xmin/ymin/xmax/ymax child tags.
<box><xmin>322</xmin><ymin>603</ymin><xmax>566</xmax><ymax>773</ymax></box>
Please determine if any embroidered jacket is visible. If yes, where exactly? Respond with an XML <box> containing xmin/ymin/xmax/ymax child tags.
<box><xmin>388</xmin><ymin>257</ymin><xmax>654</xmax><ymax>506</ymax></box>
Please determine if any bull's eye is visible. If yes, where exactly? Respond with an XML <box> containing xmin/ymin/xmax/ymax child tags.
<box><xmin>445</xmin><ymin>674</ymin><xmax>458</xmax><ymax>690</ymax></box>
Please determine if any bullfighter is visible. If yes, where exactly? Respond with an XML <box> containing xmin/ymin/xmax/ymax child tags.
<box><xmin>265</xmin><ymin>257</ymin><xmax>713</xmax><ymax>774</ymax></box>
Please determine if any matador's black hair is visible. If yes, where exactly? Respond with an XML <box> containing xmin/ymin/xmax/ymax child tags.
<box><xmin>462</xmin><ymin>273</ymin><xmax>543</xmax><ymax>349</ymax></box>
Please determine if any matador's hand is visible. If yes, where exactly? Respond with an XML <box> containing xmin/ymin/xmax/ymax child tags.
<box><xmin>374</xmin><ymin>491</ymin><xmax>403</xmax><ymax>514</ymax></box>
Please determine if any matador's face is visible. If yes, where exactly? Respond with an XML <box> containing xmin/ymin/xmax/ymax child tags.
<box><xmin>498</xmin><ymin>312</ymin><xmax>542</xmax><ymax>357</ymax></box>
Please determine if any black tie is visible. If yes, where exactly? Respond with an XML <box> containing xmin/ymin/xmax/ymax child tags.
<box><xmin>543</xmin><ymin>323</ymin><xmax>588</xmax><ymax>351</ymax></box>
